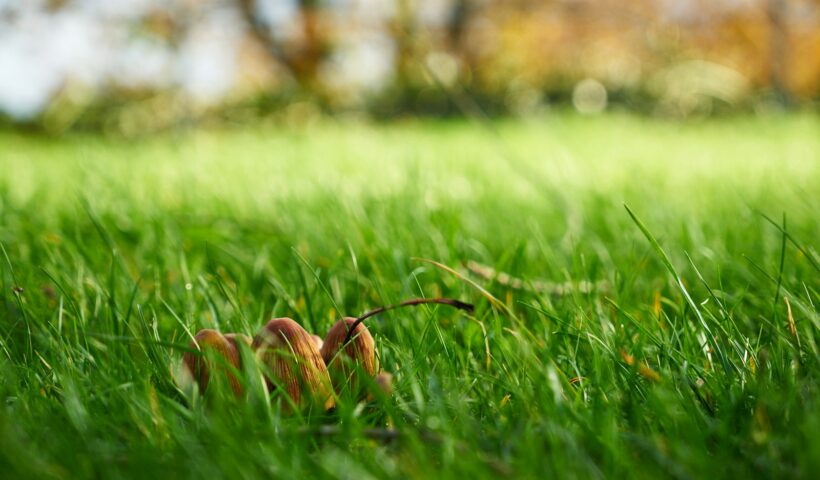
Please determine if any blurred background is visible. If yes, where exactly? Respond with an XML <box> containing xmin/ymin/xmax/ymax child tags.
<box><xmin>1</xmin><ymin>0</ymin><xmax>818</xmax><ymax>135</ymax></box>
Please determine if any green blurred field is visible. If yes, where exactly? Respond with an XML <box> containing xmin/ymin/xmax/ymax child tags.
<box><xmin>0</xmin><ymin>113</ymin><xmax>818</xmax><ymax>478</ymax></box>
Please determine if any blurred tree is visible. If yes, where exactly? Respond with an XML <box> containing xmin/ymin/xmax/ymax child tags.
<box><xmin>1</xmin><ymin>0</ymin><xmax>818</xmax><ymax>131</ymax></box>
<box><xmin>767</xmin><ymin>0</ymin><xmax>792</xmax><ymax>105</ymax></box>
<box><xmin>391</xmin><ymin>0</ymin><xmax>419</xmax><ymax>91</ymax></box>
<box><xmin>236</xmin><ymin>0</ymin><xmax>330</xmax><ymax>92</ymax></box>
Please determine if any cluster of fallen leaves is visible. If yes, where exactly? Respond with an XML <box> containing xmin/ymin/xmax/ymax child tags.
<box><xmin>175</xmin><ymin>298</ymin><xmax>473</xmax><ymax>412</ymax></box>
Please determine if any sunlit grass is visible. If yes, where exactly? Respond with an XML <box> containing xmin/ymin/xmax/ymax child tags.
<box><xmin>0</xmin><ymin>113</ymin><xmax>818</xmax><ymax>478</ymax></box>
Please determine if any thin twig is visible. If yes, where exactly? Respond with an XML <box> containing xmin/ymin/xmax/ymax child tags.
<box><xmin>343</xmin><ymin>298</ymin><xmax>474</xmax><ymax>345</ymax></box>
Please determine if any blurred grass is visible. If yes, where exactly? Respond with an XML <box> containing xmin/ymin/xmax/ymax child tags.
<box><xmin>0</xmin><ymin>112</ymin><xmax>818</xmax><ymax>478</ymax></box>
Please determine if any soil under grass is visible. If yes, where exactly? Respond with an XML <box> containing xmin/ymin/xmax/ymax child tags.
<box><xmin>0</xmin><ymin>113</ymin><xmax>818</xmax><ymax>478</ymax></box>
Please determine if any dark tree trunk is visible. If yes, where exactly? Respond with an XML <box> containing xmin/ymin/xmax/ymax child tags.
<box><xmin>767</xmin><ymin>0</ymin><xmax>792</xmax><ymax>106</ymax></box>
<box><xmin>235</xmin><ymin>0</ymin><xmax>328</xmax><ymax>90</ymax></box>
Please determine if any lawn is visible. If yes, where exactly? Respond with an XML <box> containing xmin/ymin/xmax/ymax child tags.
<box><xmin>0</xmin><ymin>113</ymin><xmax>818</xmax><ymax>478</ymax></box>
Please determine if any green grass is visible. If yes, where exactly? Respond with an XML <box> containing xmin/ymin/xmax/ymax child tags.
<box><xmin>0</xmin><ymin>112</ymin><xmax>818</xmax><ymax>479</ymax></box>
